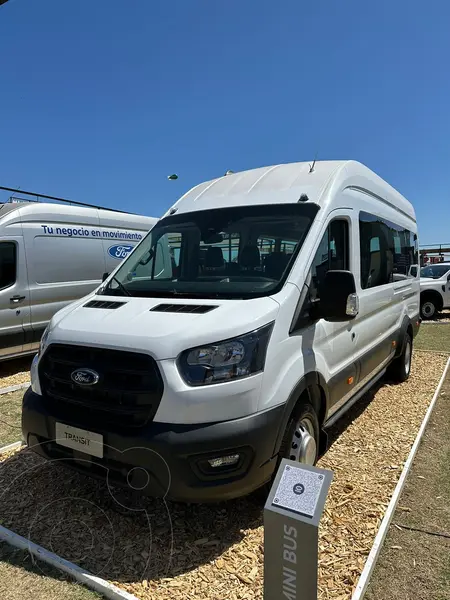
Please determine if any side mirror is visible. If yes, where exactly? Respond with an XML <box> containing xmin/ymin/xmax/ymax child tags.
<box><xmin>102</xmin><ymin>272</ymin><xmax>109</xmax><ymax>282</ymax></box>
<box><xmin>320</xmin><ymin>270</ymin><xmax>359</xmax><ymax>322</ymax></box>
<box><xmin>447</xmin><ymin>273</ymin><xmax>450</xmax><ymax>282</ymax></box>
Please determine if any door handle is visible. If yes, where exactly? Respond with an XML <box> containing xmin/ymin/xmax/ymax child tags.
<box><xmin>10</xmin><ymin>295</ymin><xmax>25</xmax><ymax>303</ymax></box>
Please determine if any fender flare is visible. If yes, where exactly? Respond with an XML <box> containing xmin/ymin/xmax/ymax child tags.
<box><xmin>271</xmin><ymin>371</ymin><xmax>330</xmax><ymax>457</ymax></box>
<box><xmin>395</xmin><ymin>315</ymin><xmax>413</xmax><ymax>358</ymax></box>
<box><xmin>420</xmin><ymin>289</ymin><xmax>444</xmax><ymax>312</ymax></box>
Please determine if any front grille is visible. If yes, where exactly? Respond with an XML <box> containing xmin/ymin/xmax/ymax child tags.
<box><xmin>150</xmin><ymin>304</ymin><xmax>217</xmax><ymax>314</ymax></box>
<box><xmin>39</xmin><ymin>344</ymin><xmax>163</xmax><ymax>429</ymax></box>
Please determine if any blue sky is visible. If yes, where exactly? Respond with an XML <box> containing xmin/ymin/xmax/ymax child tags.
<box><xmin>0</xmin><ymin>0</ymin><xmax>449</xmax><ymax>244</ymax></box>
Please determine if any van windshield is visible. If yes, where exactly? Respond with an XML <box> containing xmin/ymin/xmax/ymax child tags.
<box><xmin>101</xmin><ymin>203</ymin><xmax>319</xmax><ymax>299</ymax></box>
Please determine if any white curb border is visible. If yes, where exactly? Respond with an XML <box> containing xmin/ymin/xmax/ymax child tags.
<box><xmin>0</xmin><ymin>380</ymin><xmax>138</xmax><ymax>599</ymax></box>
<box><xmin>0</xmin><ymin>440</ymin><xmax>23</xmax><ymax>454</ymax></box>
<box><xmin>352</xmin><ymin>355</ymin><xmax>450</xmax><ymax>600</ymax></box>
<box><xmin>0</xmin><ymin>525</ymin><xmax>139</xmax><ymax>600</ymax></box>
<box><xmin>0</xmin><ymin>382</ymin><xmax>30</xmax><ymax>395</ymax></box>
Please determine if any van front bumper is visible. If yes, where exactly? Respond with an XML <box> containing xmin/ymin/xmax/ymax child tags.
<box><xmin>22</xmin><ymin>388</ymin><xmax>284</xmax><ymax>503</ymax></box>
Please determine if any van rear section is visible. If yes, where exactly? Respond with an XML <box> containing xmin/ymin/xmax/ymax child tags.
<box><xmin>22</xmin><ymin>161</ymin><xmax>421</xmax><ymax>502</ymax></box>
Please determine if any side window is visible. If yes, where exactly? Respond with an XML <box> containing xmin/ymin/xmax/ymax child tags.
<box><xmin>133</xmin><ymin>241</ymin><xmax>167</xmax><ymax>279</ymax></box>
<box><xmin>360</xmin><ymin>212</ymin><xmax>417</xmax><ymax>288</ymax></box>
<box><xmin>0</xmin><ymin>242</ymin><xmax>17</xmax><ymax>290</ymax></box>
<box><xmin>359</xmin><ymin>218</ymin><xmax>391</xmax><ymax>289</ymax></box>
<box><xmin>258</xmin><ymin>236</ymin><xmax>275</xmax><ymax>273</ymax></box>
<box><xmin>309</xmin><ymin>219</ymin><xmax>349</xmax><ymax>302</ymax></box>
<box><xmin>392</xmin><ymin>229</ymin><xmax>418</xmax><ymax>279</ymax></box>
<box><xmin>131</xmin><ymin>233</ymin><xmax>180</xmax><ymax>280</ymax></box>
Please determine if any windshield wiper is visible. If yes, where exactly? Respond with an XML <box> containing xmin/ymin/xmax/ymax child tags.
<box><xmin>106</xmin><ymin>276</ymin><xmax>131</xmax><ymax>297</ymax></box>
<box><xmin>169</xmin><ymin>290</ymin><xmax>223</xmax><ymax>299</ymax></box>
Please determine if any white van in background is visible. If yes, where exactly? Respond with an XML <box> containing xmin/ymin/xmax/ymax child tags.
<box><xmin>0</xmin><ymin>201</ymin><xmax>157</xmax><ymax>360</ymax></box>
<box><xmin>419</xmin><ymin>262</ymin><xmax>450</xmax><ymax>319</ymax></box>
<box><xmin>23</xmin><ymin>161</ymin><xmax>420</xmax><ymax>502</ymax></box>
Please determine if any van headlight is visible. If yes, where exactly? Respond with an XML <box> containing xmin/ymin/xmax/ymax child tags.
<box><xmin>178</xmin><ymin>323</ymin><xmax>273</xmax><ymax>386</ymax></box>
<box><xmin>38</xmin><ymin>325</ymin><xmax>51</xmax><ymax>357</ymax></box>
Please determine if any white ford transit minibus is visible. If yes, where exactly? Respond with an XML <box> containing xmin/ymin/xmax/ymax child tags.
<box><xmin>23</xmin><ymin>161</ymin><xmax>420</xmax><ymax>502</ymax></box>
<box><xmin>0</xmin><ymin>201</ymin><xmax>157</xmax><ymax>360</ymax></box>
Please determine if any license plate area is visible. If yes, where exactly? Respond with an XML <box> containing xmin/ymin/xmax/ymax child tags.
<box><xmin>55</xmin><ymin>422</ymin><xmax>103</xmax><ymax>458</ymax></box>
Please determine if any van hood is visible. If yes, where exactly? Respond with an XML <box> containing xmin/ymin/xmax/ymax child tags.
<box><xmin>49</xmin><ymin>295</ymin><xmax>280</xmax><ymax>360</ymax></box>
<box><xmin>420</xmin><ymin>277</ymin><xmax>443</xmax><ymax>286</ymax></box>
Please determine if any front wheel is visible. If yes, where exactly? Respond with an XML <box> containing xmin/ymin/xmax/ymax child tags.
<box><xmin>388</xmin><ymin>333</ymin><xmax>412</xmax><ymax>383</ymax></box>
<box><xmin>252</xmin><ymin>400</ymin><xmax>320</xmax><ymax>502</ymax></box>
<box><xmin>421</xmin><ymin>299</ymin><xmax>437</xmax><ymax>320</ymax></box>
<box><xmin>280</xmin><ymin>402</ymin><xmax>320</xmax><ymax>466</ymax></box>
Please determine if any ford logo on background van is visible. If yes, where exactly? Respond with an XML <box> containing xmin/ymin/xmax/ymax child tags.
<box><xmin>108</xmin><ymin>244</ymin><xmax>134</xmax><ymax>260</ymax></box>
<box><xmin>71</xmin><ymin>369</ymin><xmax>100</xmax><ymax>386</ymax></box>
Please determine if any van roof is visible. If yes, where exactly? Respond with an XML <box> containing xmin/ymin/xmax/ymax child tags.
<box><xmin>168</xmin><ymin>160</ymin><xmax>415</xmax><ymax>221</ymax></box>
<box><xmin>0</xmin><ymin>201</ymin><xmax>157</xmax><ymax>229</ymax></box>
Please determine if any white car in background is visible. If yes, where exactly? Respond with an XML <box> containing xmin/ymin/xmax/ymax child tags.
<box><xmin>420</xmin><ymin>262</ymin><xmax>450</xmax><ymax>319</ymax></box>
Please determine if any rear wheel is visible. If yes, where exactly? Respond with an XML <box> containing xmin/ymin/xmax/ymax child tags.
<box><xmin>388</xmin><ymin>333</ymin><xmax>412</xmax><ymax>383</ymax></box>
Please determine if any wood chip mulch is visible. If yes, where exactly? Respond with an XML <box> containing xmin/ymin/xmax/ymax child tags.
<box><xmin>0</xmin><ymin>351</ymin><xmax>446</xmax><ymax>600</ymax></box>
<box><xmin>0</xmin><ymin>357</ymin><xmax>32</xmax><ymax>389</ymax></box>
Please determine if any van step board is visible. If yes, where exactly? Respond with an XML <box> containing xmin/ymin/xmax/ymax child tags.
<box><xmin>83</xmin><ymin>300</ymin><xmax>126</xmax><ymax>310</ymax></box>
<box><xmin>323</xmin><ymin>367</ymin><xmax>387</xmax><ymax>429</ymax></box>
<box><xmin>150</xmin><ymin>304</ymin><xmax>218</xmax><ymax>314</ymax></box>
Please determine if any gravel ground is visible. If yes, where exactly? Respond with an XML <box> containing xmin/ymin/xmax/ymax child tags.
<box><xmin>0</xmin><ymin>351</ymin><xmax>447</xmax><ymax>600</ymax></box>
<box><xmin>0</xmin><ymin>357</ymin><xmax>32</xmax><ymax>389</ymax></box>
<box><xmin>422</xmin><ymin>309</ymin><xmax>450</xmax><ymax>324</ymax></box>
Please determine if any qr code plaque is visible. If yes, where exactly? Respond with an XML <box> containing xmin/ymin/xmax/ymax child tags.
<box><xmin>272</xmin><ymin>464</ymin><xmax>325</xmax><ymax>518</ymax></box>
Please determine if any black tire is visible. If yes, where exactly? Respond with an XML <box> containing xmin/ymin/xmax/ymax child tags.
<box><xmin>388</xmin><ymin>333</ymin><xmax>412</xmax><ymax>383</ymax></box>
<box><xmin>279</xmin><ymin>401</ymin><xmax>320</xmax><ymax>465</ymax></box>
<box><xmin>251</xmin><ymin>400</ymin><xmax>320</xmax><ymax>503</ymax></box>
<box><xmin>420</xmin><ymin>298</ymin><xmax>438</xmax><ymax>320</ymax></box>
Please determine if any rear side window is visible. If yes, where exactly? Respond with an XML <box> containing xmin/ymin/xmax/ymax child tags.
<box><xmin>359</xmin><ymin>212</ymin><xmax>417</xmax><ymax>289</ymax></box>
<box><xmin>0</xmin><ymin>242</ymin><xmax>17</xmax><ymax>289</ymax></box>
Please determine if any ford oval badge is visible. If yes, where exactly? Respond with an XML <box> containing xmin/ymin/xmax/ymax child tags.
<box><xmin>108</xmin><ymin>244</ymin><xmax>134</xmax><ymax>260</ymax></box>
<box><xmin>71</xmin><ymin>368</ymin><xmax>100</xmax><ymax>386</ymax></box>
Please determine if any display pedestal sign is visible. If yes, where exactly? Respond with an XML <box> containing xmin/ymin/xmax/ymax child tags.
<box><xmin>264</xmin><ymin>459</ymin><xmax>333</xmax><ymax>600</ymax></box>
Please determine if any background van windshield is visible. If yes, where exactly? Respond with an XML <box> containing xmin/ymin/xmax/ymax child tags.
<box><xmin>420</xmin><ymin>264</ymin><xmax>450</xmax><ymax>279</ymax></box>
<box><xmin>103</xmin><ymin>204</ymin><xmax>318</xmax><ymax>299</ymax></box>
